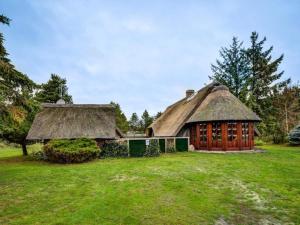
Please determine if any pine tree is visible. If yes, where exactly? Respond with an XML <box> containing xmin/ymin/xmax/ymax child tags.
<box><xmin>210</xmin><ymin>37</ymin><xmax>250</xmax><ymax>101</ymax></box>
<box><xmin>0</xmin><ymin>15</ymin><xmax>10</xmax><ymax>63</ymax></box>
<box><xmin>246</xmin><ymin>32</ymin><xmax>287</xmax><ymax>117</ymax></box>
<box><xmin>140</xmin><ymin>110</ymin><xmax>153</xmax><ymax>132</ymax></box>
<box><xmin>129</xmin><ymin>113</ymin><xmax>140</xmax><ymax>132</ymax></box>
<box><xmin>0</xmin><ymin>15</ymin><xmax>38</xmax><ymax>155</ymax></box>
<box><xmin>245</xmin><ymin>32</ymin><xmax>291</xmax><ymax>142</ymax></box>
<box><xmin>110</xmin><ymin>102</ymin><xmax>129</xmax><ymax>133</ymax></box>
<box><xmin>154</xmin><ymin>111</ymin><xmax>162</xmax><ymax>120</ymax></box>
<box><xmin>35</xmin><ymin>74</ymin><xmax>73</xmax><ymax>103</ymax></box>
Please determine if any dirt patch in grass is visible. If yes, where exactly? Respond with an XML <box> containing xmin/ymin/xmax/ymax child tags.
<box><xmin>110</xmin><ymin>174</ymin><xmax>139</xmax><ymax>182</ymax></box>
<box><xmin>214</xmin><ymin>216</ymin><xmax>229</xmax><ymax>225</ymax></box>
<box><xmin>230</xmin><ymin>179</ymin><xmax>267</xmax><ymax>210</ymax></box>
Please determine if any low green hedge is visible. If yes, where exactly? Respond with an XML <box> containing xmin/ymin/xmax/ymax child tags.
<box><xmin>43</xmin><ymin>138</ymin><xmax>99</xmax><ymax>163</ymax></box>
<box><xmin>28</xmin><ymin>150</ymin><xmax>47</xmax><ymax>161</ymax></box>
<box><xmin>100</xmin><ymin>141</ymin><xmax>129</xmax><ymax>158</ymax></box>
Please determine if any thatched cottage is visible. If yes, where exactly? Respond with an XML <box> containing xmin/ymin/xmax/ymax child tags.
<box><xmin>147</xmin><ymin>82</ymin><xmax>261</xmax><ymax>151</ymax></box>
<box><xmin>26</xmin><ymin>103</ymin><xmax>123</xmax><ymax>143</ymax></box>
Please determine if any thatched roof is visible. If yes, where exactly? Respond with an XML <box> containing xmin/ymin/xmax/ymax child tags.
<box><xmin>148</xmin><ymin>82</ymin><xmax>261</xmax><ymax>137</ymax></box>
<box><xmin>27</xmin><ymin>104</ymin><xmax>117</xmax><ymax>140</ymax></box>
<box><xmin>187</xmin><ymin>85</ymin><xmax>261</xmax><ymax>122</ymax></box>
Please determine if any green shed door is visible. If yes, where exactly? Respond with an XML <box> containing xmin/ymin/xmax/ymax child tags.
<box><xmin>159</xmin><ymin>139</ymin><xmax>165</xmax><ymax>153</ymax></box>
<box><xmin>129</xmin><ymin>140</ymin><xmax>146</xmax><ymax>157</ymax></box>
<box><xmin>175</xmin><ymin>138</ymin><xmax>188</xmax><ymax>152</ymax></box>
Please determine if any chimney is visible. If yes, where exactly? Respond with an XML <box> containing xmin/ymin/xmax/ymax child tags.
<box><xmin>186</xmin><ymin>89</ymin><xmax>195</xmax><ymax>98</ymax></box>
<box><xmin>56</xmin><ymin>99</ymin><xmax>66</xmax><ymax>104</ymax></box>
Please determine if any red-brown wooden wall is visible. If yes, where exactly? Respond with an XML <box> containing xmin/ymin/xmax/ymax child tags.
<box><xmin>189</xmin><ymin>121</ymin><xmax>254</xmax><ymax>151</ymax></box>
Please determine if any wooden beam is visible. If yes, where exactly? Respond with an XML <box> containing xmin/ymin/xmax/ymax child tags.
<box><xmin>207</xmin><ymin>122</ymin><xmax>212</xmax><ymax>150</ymax></box>
<box><xmin>249</xmin><ymin>122</ymin><xmax>254</xmax><ymax>149</ymax></box>
<box><xmin>237</xmin><ymin>122</ymin><xmax>242</xmax><ymax>150</ymax></box>
<box><xmin>196</xmin><ymin>123</ymin><xmax>200</xmax><ymax>150</ymax></box>
<box><xmin>222</xmin><ymin>122</ymin><xmax>227</xmax><ymax>151</ymax></box>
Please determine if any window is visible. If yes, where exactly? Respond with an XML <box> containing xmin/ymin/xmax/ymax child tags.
<box><xmin>242</xmin><ymin>122</ymin><xmax>249</xmax><ymax>141</ymax></box>
<box><xmin>212</xmin><ymin>122</ymin><xmax>222</xmax><ymax>142</ymax></box>
<box><xmin>228</xmin><ymin>122</ymin><xmax>237</xmax><ymax>141</ymax></box>
<box><xmin>199</xmin><ymin>123</ymin><xmax>207</xmax><ymax>143</ymax></box>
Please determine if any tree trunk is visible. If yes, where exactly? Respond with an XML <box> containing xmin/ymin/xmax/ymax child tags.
<box><xmin>21</xmin><ymin>142</ymin><xmax>28</xmax><ymax>156</ymax></box>
<box><xmin>285</xmin><ymin>103</ymin><xmax>289</xmax><ymax>134</ymax></box>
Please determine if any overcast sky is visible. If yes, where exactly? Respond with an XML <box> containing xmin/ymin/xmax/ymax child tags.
<box><xmin>1</xmin><ymin>0</ymin><xmax>299</xmax><ymax>117</ymax></box>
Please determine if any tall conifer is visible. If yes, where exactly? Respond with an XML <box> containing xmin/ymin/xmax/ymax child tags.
<box><xmin>210</xmin><ymin>37</ymin><xmax>250</xmax><ymax>101</ymax></box>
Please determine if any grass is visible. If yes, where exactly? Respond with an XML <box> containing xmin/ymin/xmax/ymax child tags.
<box><xmin>0</xmin><ymin>144</ymin><xmax>299</xmax><ymax>225</ymax></box>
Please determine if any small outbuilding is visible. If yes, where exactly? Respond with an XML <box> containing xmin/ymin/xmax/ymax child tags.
<box><xmin>26</xmin><ymin>103</ymin><xmax>123</xmax><ymax>144</ymax></box>
<box><xmin>147</xmin><ymin>82</ymin><xmax>261</xmax><ymax>151</ymax></box>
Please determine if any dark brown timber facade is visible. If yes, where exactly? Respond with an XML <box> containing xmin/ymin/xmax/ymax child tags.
<box><xmin>189</xmin><ymin>121</ymin><xmax>254</xmax><ymax>151</ymax></box>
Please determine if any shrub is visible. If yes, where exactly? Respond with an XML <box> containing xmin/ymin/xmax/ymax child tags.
<box><xmin>254</xmin><ymin>139</ymin><xmax>266</xmax><ymax>146</ymax></box>
<box><xmin>288</xmin><ymin>125</ymin><xmax>300</xmax><ymax>145</ymax></box>
<box><xmin>100</xmin><ymin>140</ymin><xmax>128</xmax><ymax>158</ymax></box>
<box><xmin>166</xmin><ymin>138</ymin><xmax>176</xmax><ymax>153</ymax></box>
<box><xmin>28</xmin><ymin>150</ymin><xmax>47</xmax><ymax>161</ymax></box>
<box><xmin>144</xmin><ymin>139</ymin><xmax>160</xmax><ymax>157</ymax></box>
<box><xmin>166</xmin><ymin>146</ymin><xmax>176</xmax><ymax>153</ymax></box>
<box><xmin>0</xmin><ymin>141</ymin><xmax>6</xmax><ymax>148</ymax></box>
<box><xmin>43</xmin><ymin>138</ymin><xmax>99</xmax><ymax>163</ymax></box>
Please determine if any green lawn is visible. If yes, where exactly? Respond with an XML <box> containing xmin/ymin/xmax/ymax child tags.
<box><xmin>0</xmin><ymin>144</ymin><xmax>299</xmax><ymax>225</ymax></box>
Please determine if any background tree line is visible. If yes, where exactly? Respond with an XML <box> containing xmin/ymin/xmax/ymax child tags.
<box><xmin>210</xmin><ymin>32</ymin><xmax>300</xmax><ymax>143</ymax></box>
<box><xmin>111</xmin><ymin>103</ymin><xmax>161</xmax><ymax>135</ymax></box>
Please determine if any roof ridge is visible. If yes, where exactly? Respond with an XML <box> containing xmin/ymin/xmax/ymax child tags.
<box><xmin>173</xmin><ymin>83</ymin><xmax>215</xmax><ymax>135</ymax></box>
<box><xmin>42</xmin><ymin>103</ymin><xmax>114</xmax><ymax>108</ymax></box>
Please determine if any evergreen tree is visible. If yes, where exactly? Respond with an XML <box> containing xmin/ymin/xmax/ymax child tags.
<box><xmin>0</xmin><ymin>15</ymin><xmax>39</xmax><ymax>155</ymax></box>
<box><xmin>140</xmin><ymin>110</ymin><xmax>153</xmax><ymax>132</ymax></box>
<box><xmin>110</xmin><ymin>102</ymin><xmax>129</xmax><ymax>133</ymax></box>
<box><xmin>154</xmin><ymin>111</ymin><xmax>162</xmax><ymax>120</ymax></box>
<box><xmin>210</xmin><ymin>37</ymin><xmax>250</xmax><ymax>101</ymax></box>
<box><xmin>128</xmin><ymin>113</ymin><xmax>140</xmax><ymax>132</ymax></box>
<box><xmin>210</xmin><ymin>32</ymin><xmax>292</xmax><ymax>143</ymax></box>
<box><xmin>244</xmin><ymin>32</ymin><xmax>291</xmax><ymax>142</ymax></box>
<box><xmin>35</xmin><ymin>74</ymin><xmax>73</xmax><ymax>103</ymax></box>
<box><xmin>246</xmin><ymin>32</ymin><xmax>287</xmax><ymax>117</ymax></box>
<box><xmin>0</xmin><ymin>15</ymin><xmax>10</xmax><ymax>63</ymax></box>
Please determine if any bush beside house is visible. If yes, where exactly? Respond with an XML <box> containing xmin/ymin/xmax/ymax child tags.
<box><xmin>100</xmin><ymin>141</ymin><xmax>129</xmax><ymax>158</ymax></box>
<box><xmin>43</xmin><ymin>138</ymin><xmax>99</xmax><ymax>163</ymax></box>
<box><xmin>144</xmin><ymin>139</ymin><xmax>160</xmax><ymax>157</ymax></box>
<box><xmin>30</xmin><ymin>137</ymin><xmax>188</xmax><ymax>163</ymax></box>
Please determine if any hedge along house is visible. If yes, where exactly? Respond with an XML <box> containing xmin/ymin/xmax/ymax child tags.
<box><xmin>26</xmin><ymin>102</ymin><xmax>124</xmax><ymax>144</ymax></box>
<box><xmin>147</xmin><ymin>82</ymin><xmax>261</xmax><ymax>151</ymax></box>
